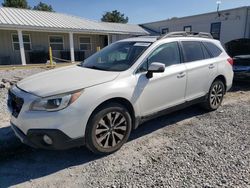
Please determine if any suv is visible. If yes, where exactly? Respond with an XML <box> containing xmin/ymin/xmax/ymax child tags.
<box><xmin>8</xmin><ymin>32</ymin><xmax>234</xmax><ymax>154</ymax></box>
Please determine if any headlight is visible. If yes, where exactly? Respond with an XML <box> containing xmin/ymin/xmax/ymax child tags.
<box><xmin>30</xmin><ymin>91</ymin><xmax>82</xmax><ymax>112</ymax></box>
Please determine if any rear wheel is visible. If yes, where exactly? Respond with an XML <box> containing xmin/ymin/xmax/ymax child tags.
<box><xmin>85</xmin><ymin>103</ymin><xmax>132</xmax><ymax>155</ymax></box>
<box><xmin>202</xmin><ymin>80</ymin><xmax>225</xmax><ymax>111</ymax></box>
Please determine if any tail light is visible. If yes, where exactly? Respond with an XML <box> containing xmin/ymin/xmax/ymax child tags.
<box><xmin>227</xmin><ymin>58</ymin><xmax>234</xmax><ymax>66</ymax></box>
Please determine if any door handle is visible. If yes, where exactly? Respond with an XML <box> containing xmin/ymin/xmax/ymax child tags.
<box><xmin>209</xmin><ymin>64</ymin><xmax>215</xmax><ymax>69</ymax></box>
<box><xmin>177</xmin><ymin>72</ymin><xmax>186</xmax><ymax>78</ymax></box>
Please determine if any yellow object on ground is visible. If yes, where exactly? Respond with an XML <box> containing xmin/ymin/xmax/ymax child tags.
<box><xmin>0</xmin><ymin>63</ymin><xmax>77</xmax><ymax>71</ymax></box>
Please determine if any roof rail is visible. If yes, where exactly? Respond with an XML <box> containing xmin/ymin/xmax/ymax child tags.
<box><xmin>160</xmin><ymin>31</ymin><xmax>213</xmax><ymax>39</ymax></box>
<box><xmin>136</xmin><ymin>35</ymin><xmax>160</xmax><ymax>38</ymax></box>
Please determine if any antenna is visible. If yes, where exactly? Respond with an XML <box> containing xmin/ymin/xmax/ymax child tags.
<box><xmin>217</xmin><ymin>1</ymin><xmax>222</xmax><ymax>17</ymax></box>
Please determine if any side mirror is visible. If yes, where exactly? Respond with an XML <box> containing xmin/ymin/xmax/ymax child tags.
<box><xmin>146</xmin><ymin>62</ymin><xmax>165</xmax><ymax>79</ymax></box>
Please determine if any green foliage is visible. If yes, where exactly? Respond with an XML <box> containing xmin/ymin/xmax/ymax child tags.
<box><xmin>33</xmin><ymin>2</ymin><xmax>54</xmax><ymax>12</ymax></box>
<box><xmin>101</xmin><ymin>10</ymin><xmax>129</xmax><ymax>23</ymax></box>
<box><xmin>2</xmin><ymin>0</ymin><xmax>29</xmax><ymax>9</ymax></box>
<box><xmin>2</xmin><ymin>0</ymin><xmax>54</xmax><ymax>12</ymax></box>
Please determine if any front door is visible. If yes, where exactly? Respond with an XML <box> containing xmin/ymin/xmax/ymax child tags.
<box><xmin>135</xmin><ymin>42</ymin><xmax>187</xmax><ymax>117</ymax></box>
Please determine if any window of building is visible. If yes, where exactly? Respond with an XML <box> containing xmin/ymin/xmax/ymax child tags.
<box><xmin>210</xmin><ymin>22</ymin><xmax>221</xmax><ymax>40</ymax></box>
<box><xmin>12</xmin><ymin>34</ymin><xmax>32</xmax><ymax>51</ymax></box>
<box><xmin>203</xmin><ymin>42</ymin><xmax>222</xmax><ymax>57</ymax></box>
<box><xmin>49</xmin><ymin>36</ymin><xmax>64</xmax><ymax>50</ymax></box>
<box><xmin>161</xmin><ymin>28</ymin><xmax>169</xmax><ymax>35</ymax></box>
<box><xmin>184</xmin><ymin>26</ymin><xmax>192</xmax><ymax>32</ymax></box>
<box><xmin>79</xmin><ymin>37</ymin><xmax>91</xmax><ymax>51</ymax></box>
<box><xmin>182</xmin><ymin>41</ymin><xmax>204</xmax><ymax>62</ymax></box>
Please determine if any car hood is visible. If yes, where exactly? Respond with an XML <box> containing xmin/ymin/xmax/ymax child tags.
<box><xmin>17</xmin><ymin>65</ymin><xmax>120</xmax><ymax>97</ymax></box>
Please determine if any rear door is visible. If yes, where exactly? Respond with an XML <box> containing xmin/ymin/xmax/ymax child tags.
<box><xmin>181</xmin><ymin>41</ymin><xmax>218</xmax><ymax>101</ymax></box>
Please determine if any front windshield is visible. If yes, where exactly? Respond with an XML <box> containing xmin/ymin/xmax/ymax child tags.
<box><xmin>80</xmin><ymin>41</ymin><xmax>151</xmax><ymax>71</ymax></box>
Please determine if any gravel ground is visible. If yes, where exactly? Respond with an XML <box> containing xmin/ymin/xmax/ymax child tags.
<box><xmin>0</xmin><ymin>68</ymin><xmax>45</xmax><ymax>122</ymax></box>
<box><xmin>0</xmin><ymin>69</ymin><xmax>249</xmax><ymax>188</ymax></box>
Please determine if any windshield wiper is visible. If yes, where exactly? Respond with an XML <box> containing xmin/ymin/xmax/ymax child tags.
<box><xmin>84</xmin><ymin>66</ymin><xmax>107</xmax><ymax>71</ymax></box>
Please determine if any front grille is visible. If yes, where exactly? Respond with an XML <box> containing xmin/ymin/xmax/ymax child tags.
<box><xmin>8</xmin><ymin>90</ymin><xmax>24</xmax><ymax>118</ymax></box>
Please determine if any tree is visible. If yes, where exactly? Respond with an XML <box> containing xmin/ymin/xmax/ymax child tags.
<box><xmin>33</xmin><ymin>2</ymin><xmax>54</xmax><ymax>12</ymax></box>
<box><xmin>101</xmin><ymin>10</ymin><xmax>128</xmax><ymax>23</ymax></box>
<box><xmin>2</xmin><ymin>0</ymin><xmax>29</xmax><ymax>9</ymax></box>
<box><xmin>170</xmin><ymin>17</ymin><xmax>178</xmax><ymax>20</ymax></box>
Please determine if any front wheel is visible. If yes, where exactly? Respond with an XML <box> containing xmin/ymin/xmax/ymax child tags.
<box><xmin>85</xmin><ymin>103</ymin><xmax>132</xmax><ymax>155</ymax></box>
<box><xmin>202</xmin><ymin>80</ymin><xmax>225</xmax><ymax>111</ymax></box>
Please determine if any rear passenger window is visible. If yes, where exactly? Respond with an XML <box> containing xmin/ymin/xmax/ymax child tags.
<box><xmin>201</xmin><ymin>43</ymin><xmax>212</xmax><ymax>59</ymax></box>
<box><xmin>203</xmin><ymin>42</ymin><xmax>222</xmax><ymax>57</ymax></box>
<box><xmin>182</xmin><ymin>41</ymin><xmax>204</xmax><ymax>62</ymax></box>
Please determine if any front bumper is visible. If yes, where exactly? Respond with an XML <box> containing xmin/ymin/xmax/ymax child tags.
<box><xmin>11</xmin><ymin>123</ymin><xmax>85</xmax><ymax>150</ymax></box>
<box><xmin>8</xmin><ymin>85</ymin><xmax>92</xmax><ymax>142</ymax></box>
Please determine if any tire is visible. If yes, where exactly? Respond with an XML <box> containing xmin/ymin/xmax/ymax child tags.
<box><xmin>85</xmin><ymin>103</ymin><xmax>132</xmax><ymax>155</ymax></box>
<box><xmin>202</xmin><ymin>80</ymin><xmax>225</xmax><ymax>111</ymax></box>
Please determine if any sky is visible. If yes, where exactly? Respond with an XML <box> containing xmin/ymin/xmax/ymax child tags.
<box><xmin>1</xmin><ymin>0</ymin><xmax>250</xmax><ymax>24</ymax></box>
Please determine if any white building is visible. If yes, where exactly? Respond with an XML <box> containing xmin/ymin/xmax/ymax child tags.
<box><xmin>141</xmin><ymin>6</ymin><xmax>250</xmax><ymax>45</ymax></box>
<box><xmin>0</xmin><ymin>7</ymin><xmax>148</xmax><ymax>65</ymax></box>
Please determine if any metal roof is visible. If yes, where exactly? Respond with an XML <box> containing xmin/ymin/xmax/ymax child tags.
<box><xmin>0</xmin><ymin>7</ymin><xmax>148</xmax><ymax>35</ymax></box>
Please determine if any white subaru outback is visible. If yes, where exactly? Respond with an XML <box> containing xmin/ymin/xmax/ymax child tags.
<box><xmin>8</xmin><ymin>32</ymin><xmax>234</xmax><ymax>154</ymax></box>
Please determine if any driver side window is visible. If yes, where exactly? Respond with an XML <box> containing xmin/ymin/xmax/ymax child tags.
<box><xmin>137</xmin><ymin>42</ymin><xmax>181</xmax><ymax>73</ymax></box>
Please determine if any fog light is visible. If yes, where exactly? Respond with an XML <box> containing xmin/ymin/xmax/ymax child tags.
<box><xmin>43</xmin><ymin>135</ymin><xmax>53</xmax><ymax>145</ymax></box>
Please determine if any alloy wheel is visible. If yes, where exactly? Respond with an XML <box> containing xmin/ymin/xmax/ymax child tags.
<box><xmin>210</xmin><ymin>82</ymin><xmax>224</xmax><ymax>109</ymax></box>
<box><xmin>95</xmin><ymin>111</ymin><xmax>128</xmax><ymax>149</ymax></box>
